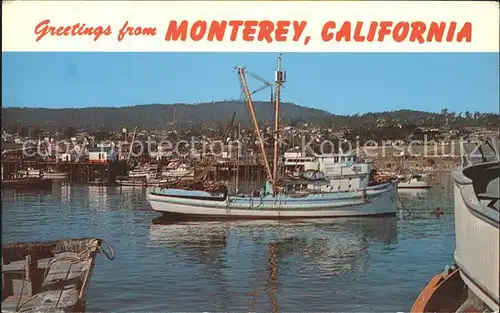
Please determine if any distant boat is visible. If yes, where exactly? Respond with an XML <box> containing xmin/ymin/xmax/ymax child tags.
<box><xmin>2</xmin><ymin>177</ymin><xmax>53</xmax><ymax>190</ymax></box>
<box><xmin>20</xmin><ymin>169</ymin><xmax>68</xmax><ymax>180</ymax></box>
<box><xmin>397</xmin><ymin>174</ymin><xmax>431</xmax><ymax>189</ymax></box>
<box><xmin>116</xmin><ymin>169</ymin><xmax>170</xmax><ymax>187</ymax></box>
<box><xmin>162</xmin><ymin>164</ymin><xmax>194</xmax><ymax>179</ymax></box>
<box><xmin>148</xmin><ymin>54</ymin><xmax>398</xmax><ymax>219</ymax></box>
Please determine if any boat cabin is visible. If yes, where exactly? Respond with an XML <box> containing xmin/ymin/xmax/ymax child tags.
<box><xmin>88</xmin><ymin>147</ymin><xmax>117</xmax><ymax>164</ymax></box>
<box><xmin>282</xmin><ymin>150</ymin><xmax>372</xmax><ymax>192</ymax></box>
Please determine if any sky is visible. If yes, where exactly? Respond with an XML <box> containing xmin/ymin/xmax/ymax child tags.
<box><xmin>2</xmin><ymin>52</ymin><xmax>499</xmax><ymax>115</ymax></box>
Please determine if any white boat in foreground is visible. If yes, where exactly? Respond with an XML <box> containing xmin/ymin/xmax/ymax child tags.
<box><xmin>411</xmin><ymin>138</ymin><xmax>499</xmax><ymax>312</ymax></box>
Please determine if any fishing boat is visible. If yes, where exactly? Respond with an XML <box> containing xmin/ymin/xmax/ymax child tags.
<box><xmin>147</xmin><ymin>54</ymin><xmax>398</xmax><ymax>219</ymax></box>
<box><xmin>162</xmin><ymin>163</ymin><xmax>194</xmax><ymax>180</ymax></box>
<box><xmin>117</xmin><ymin>177</ymin><xmax>170</xmax><ymax>187</ymax></box>
<box><xmin>397</xmin><ymin>174</ymin><xmax>431</xmax><ymax>189</ymax></box>
<box><xmin>2</xmin><ymin>177</ymin><xmax>53</xmax><ymax>190</ymax></box>
<box><xmin>411</xmin><ymin>138</ymin><xmax>499</xmax><ymax>312</ymax></box>
<box><xmin>2</xmin><ymin>238</ymin><xmax>114</xmax><ymax>313</ymax></box>
<box><xmin>19</xmin><ymin>168</ymin><xmax>68</xmax><ymax>180</ymax></box>
<box><xmin>116</xmin><ymin>165</ymin><xmax>169</xmax><ymax>187</ymax></box>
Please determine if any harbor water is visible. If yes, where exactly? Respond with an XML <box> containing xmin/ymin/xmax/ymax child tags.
<box><xmin>2</xmin><ymin>175</ymin><xmax>455</xmax><ymax>312</ymax></box>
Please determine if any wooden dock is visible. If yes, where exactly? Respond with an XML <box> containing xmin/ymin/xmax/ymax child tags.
<box><xmin>2</xmin><ymin>159</ymin><xmax>128</xmax><ymax>186</ymax></box>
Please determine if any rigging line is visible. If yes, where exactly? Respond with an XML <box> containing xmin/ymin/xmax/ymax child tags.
<box><xmin>245</xmin><ymin>69</ymin><xmax>272</xmax><ymax>95</ymax></box>
<box><xmin>280</xmin><ymin>84</ymin><xmax>310</xmax><ymax>108</ymax></box>
<box><xmin>251</xmin><ymin>84</ymin><xmax>271</xmax><ymax>95</ymax></box>
<box><xmin>247</xmin><ymin>70</ymin><xmax>272</xmax><ymax>86</ymax></box>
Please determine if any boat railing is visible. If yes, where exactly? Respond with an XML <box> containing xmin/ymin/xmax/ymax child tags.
<box><xmin>459</xmin><ymin>137</ymin><xmax>499</xmax><ymax>168</ymax></box>
<box><xmin>452</xmin><ymin>160</ymin><xmax>499</xmax><ymax>311</ymax></box>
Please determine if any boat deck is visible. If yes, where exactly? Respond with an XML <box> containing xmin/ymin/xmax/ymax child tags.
<box><xmin>476</xmin><ymin>177</ymin><xmax>499</xmax><ymax>211</ymax></box>
<box><xmin>2</xmin><ymin>238</ymin><xmax>114</xmax><ymax>313</ymax></box>
<box><xmin>453</xmin><ymin>159</ymin><xmax>499</xmax><ymax>312</ymax></box>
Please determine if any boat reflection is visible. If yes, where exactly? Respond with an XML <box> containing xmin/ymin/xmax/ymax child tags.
<box><xmin>148</xmin><ymin>217</ymin><xmax>397</xmax><ymax>311</ymax></box>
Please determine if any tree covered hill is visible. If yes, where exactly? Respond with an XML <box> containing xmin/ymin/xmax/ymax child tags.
<box><xmin>2</xmin><ymin>100</ymin><xmax>498</xmax><ymax>133</ymax></box>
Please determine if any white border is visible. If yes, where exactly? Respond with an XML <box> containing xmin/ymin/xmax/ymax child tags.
<box><xmin>2</xmin><ymin>1</ymin><xmax>499</xmax><ymax>52</ymax></box>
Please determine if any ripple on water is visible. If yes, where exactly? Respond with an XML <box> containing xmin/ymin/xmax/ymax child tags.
<box><xmin>1</xmin><ymin>179</ymin><xmax>456</xmax><ymax>312</ymax></box>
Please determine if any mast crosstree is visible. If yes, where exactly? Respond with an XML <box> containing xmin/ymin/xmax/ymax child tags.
<box><xmin>236</xmin><ymin>54</ymin><xmax>286</xmax><ymax>193</ymax></box>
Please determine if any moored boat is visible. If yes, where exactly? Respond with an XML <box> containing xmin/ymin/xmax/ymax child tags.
<box><xmin>411</xmin><ymin>139</ymin><xmax>499</xmax><ymax>312</ymax></box>
<box><xmin>148</xmin><ymin>180</ymin><xmax>398</xmax><ymax>219</ymax></box>
<box><xmin>162</xmin><ymin>163</ymin><xmax>194</xmax><ymax>179</ymax></box>
<box><xmin>2</xmin><ymin>238</ymin><xmax>114</xmax><ymax>313</ymax></box>
<box><xmin>2</xmin><ymin>178</ymin><xmax>53</xmax><ymax>190</ymax></box>
<box><xmin>397</xmin><ymin>174</ymin><xmax>432</xmax><ymax>189</ymax></box>
<box><xmin>19</xmin><ymin>169</ymin><xmax>68</xmax><ymax>180</ymax></box>
<box><xmin>148</xmin><ymin>54</ymin><xmax>399</xmax><ymax>220</ymax></box>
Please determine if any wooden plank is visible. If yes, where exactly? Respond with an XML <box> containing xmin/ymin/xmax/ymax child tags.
<box><xmin>2</xmin><ymin>257</ymin><xmax>14</xmax><ymax>300</ymax></box>
<box><xmin>44</xmin><ymin>262</ymin><xmax>86</xmax><ymax>283</ymax></box>
<box><xmin>1</xmin><ymin>295</ymin><xmax>36</xmax><ymax>312</ymax></box>
<box><xmin>3</xmin><ymin>253</ymin><xmax>84</xmax><ymax>272</ymax></box>
<box><xmin>32</xmin><ymin>287</ymin><xmax>80</xmax><ymax>311</ymax></box>
<box><xmin>2</xmin><ymin>260</ymin><xmax>27</xmax><ymax>272</ymax></box>
<box><xmin>2</xmin><ymin>239</ymin><xmax>101</xmax><ymax>313</ymax></box>
<box><xmin>12</xmin><ymin>279</ymin><xmax>32</xmax><ymax>297</ymax></box>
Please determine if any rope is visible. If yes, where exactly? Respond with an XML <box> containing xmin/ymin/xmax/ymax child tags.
<box><xmin>15</xmin><ymin>264</ymin><xmax>28</xmax><ymax>312</ymax></box>
<box><xmin>226</xmin><ymin>198</ymin><xmax>232</xmax><ymax>217</ymax></box>
<box><xmin>97</xmin><ymin>239</ymin><xmax>115</xmax><ymax>261</ymax></box>
<box><xmin>396</xmin><ymin>194</ymin><xmax>413</xmax><ymax>218</ymax></box>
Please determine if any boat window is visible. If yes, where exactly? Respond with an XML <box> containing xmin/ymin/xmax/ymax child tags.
<box><xmin>334</xmin><ymin>157</ymin><xmax>339</xmax><ymax>162</ymax></box>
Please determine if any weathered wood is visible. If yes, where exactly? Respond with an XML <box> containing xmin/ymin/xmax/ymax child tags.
<box><xmin>2</xmin><ymin>238</ymin><xmax>104</xmax><ymax>313</ymax></box>
<box><xmin>3</xmin><ymin>254</ymin><xmax>79</xmax><ymax>272</ymax></box>
<box><xmin>44</xmin><ymin>262</ymin><xmax>87</xmax><ymax>283</ymax></box>
<box><xmin>1</xmin><ymin>295</ymin><xmax>36</xmax><ymax>312</ymax></box>
<box><xmin>32</xmin><ymin>288</ymin><xmax>80</xmax><ymax>312</ymax></box>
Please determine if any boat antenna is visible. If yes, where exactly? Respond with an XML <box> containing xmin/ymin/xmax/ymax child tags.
<box><xmin>272</xmin><ymin>53</ymin><xmax>285</xmax><ymax>186</ymax></box>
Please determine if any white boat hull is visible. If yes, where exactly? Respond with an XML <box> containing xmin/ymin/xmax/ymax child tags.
<box><xmin>162</xmin><ymin>170</ymin><xmax>194</xmax><ymax>178</ymax></box>
<box><xmin>117</xmin><ymin>179</ymin><xmax>168</xmax><ymax>187</ymax></box>
<box><xmin>21</xmin><ymin>170</ymin><xmax>68</xmax><ymax>179</ymax></box>
<box><xmin>147</xmin><ymin>182</ymin><xmax>398</xmax><ymax>219</ymax></box>
<box><xmin>398</xmin><ymin>181</ymin><xmax>431</xmax><ymax>189</ymax></box>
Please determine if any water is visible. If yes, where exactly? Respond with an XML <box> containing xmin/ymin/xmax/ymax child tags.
<box><xmin>2</xmin><ymin>177</ymin><xmax>456</xmax><ymax>312</ymax></box>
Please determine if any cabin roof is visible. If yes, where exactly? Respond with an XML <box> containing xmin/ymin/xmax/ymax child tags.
<box><xmin>282</xmin><ymin>179</ymin><xmax>331</xmax><ymax>185</ymax></box>
<box><xmin>88</xmin><ymin>147</ymin><xmax>112</xmax><ymax>153</ymax></box>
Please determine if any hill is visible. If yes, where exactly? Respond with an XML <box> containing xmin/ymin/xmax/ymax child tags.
<box><xmin>1</xmin><ymin>101</ymin><xmax>497</xmax><ymax>133</ymax></box>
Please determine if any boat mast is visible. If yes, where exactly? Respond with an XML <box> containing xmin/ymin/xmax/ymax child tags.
<box><xmin>127</xmin><ymin>127</ymin><xmax>138</xmax><ymax>167</ymax></box>
<box><xmin>273</xmin><ymin>53</ymin><xmax>285</xmax><ymax>184</ymax></box>
<box><xmin>237</xmin><ymin>66</ymin><xmax>274</xmax><ymax>182</ymax></box>
<box><xmin>235</xmin><ymin>123</ymin><xmax>240</xmax><ymax>193</ymax></box>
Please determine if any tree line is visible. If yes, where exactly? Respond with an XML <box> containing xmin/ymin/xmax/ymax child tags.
<box><xmin>2</xmin><ymin>101</ymin><xmax>498</xmax><ymax>139</ymax></box>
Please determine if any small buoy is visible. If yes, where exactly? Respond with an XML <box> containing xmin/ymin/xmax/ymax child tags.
<box><xmin>361</xmin><ymin>190</ymin><xmax>369</xmax><ymax>202</ymax></box>
<box><xmin>435</xmin><ymin>207</ymin><xmax>444</xmax><ymax>217</ymax></box>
